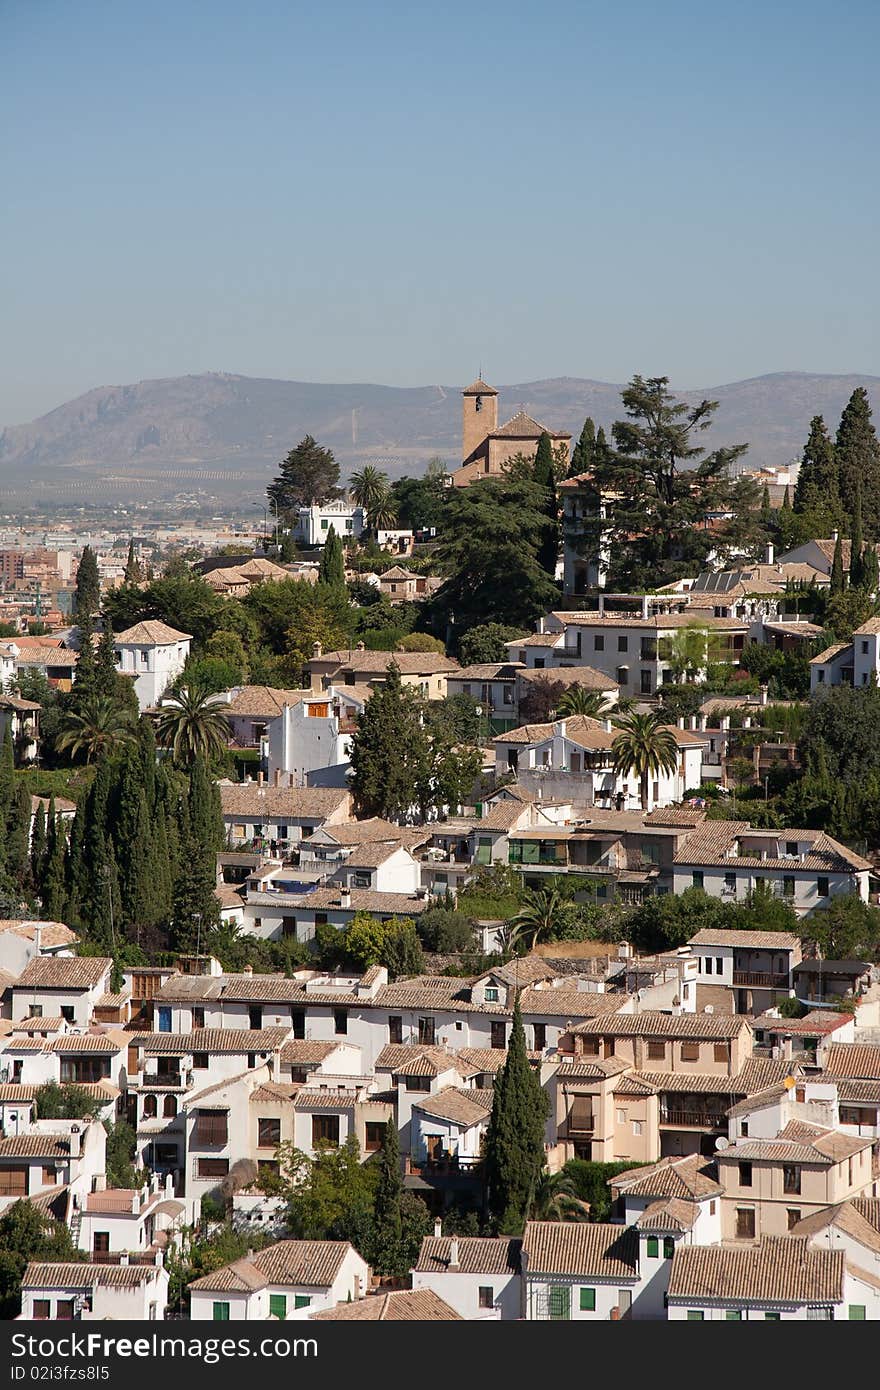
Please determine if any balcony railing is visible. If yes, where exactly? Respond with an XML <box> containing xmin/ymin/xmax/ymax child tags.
<box><xmin>660</xmin><ymin>1110</ymin><xmax>727</xmax><ymax>1130</ymax></box>
<box><xmin>405</xmin><ymin>1155</ymin><xmax>481</xmax><ymax>1177</ymax></box>
<box><xmin>139</xmin><ymin>1072</ymin><xmax>193</xmax><ymax>1091</ymax></box>
<box><xmin>732</xmin><ymin>971</ymin><xmax>789</xmax><ymax>988</ymax></box>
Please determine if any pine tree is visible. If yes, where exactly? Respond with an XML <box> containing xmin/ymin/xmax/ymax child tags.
<box><xmin>349</xmin><ymin>663</ymin><xmax>428</xmax><ymax>821</ymax></box>
<box><xmin>850</xmin><ymin>485</ymin><xmax>865</xmax><ymax>590</ymax></box>
<box><xmin>836</xmin><ymin>388</ymin><xmax>880</xmax><ymax>537</ymax></box>
<box><xmin>484</xmin><ymin>994</ymin><xmax>549</xmax><ymax>1235</ymax></box>
<box><xmin>74</xmin><ymin>545</ymin><xmax>100</xmax><ymax>617</ymax></box>
<box><xmin>830</xmin><ymin>533</ymin><xmax>845</xmax><ymax>595</ymax></box>
<box><xmin>533</xmin><ymin>432</ymin><xmax>559</xmax><ymax>578</ymax></box>
<box><xmin>569</xmin><ymin>418</ymin><xmax>597</xmax><ymax>478</ymax></box>
<box><xmin>318</xmin><ymin>524</ymin><xmax>345</xmax><ymax>589</ymax></box>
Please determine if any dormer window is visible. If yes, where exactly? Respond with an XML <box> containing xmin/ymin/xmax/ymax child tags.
<box><xmin>485</xmin><ymin>986</ymin><xmax>499</xmax><ymax>1002</ymax></box>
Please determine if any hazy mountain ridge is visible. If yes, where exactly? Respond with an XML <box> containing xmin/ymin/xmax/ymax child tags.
<box><xmin>2</xmin><ymin>370</ymin><xmax>879</xmax><ymax>501</ymax></box>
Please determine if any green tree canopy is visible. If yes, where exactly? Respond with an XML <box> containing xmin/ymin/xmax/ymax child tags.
<box><xmin>268</xmin><ymin>436</ymin><xmax>341</xmax><ymax>518</ymax></box>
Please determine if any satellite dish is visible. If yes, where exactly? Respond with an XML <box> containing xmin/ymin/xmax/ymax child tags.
<box><xmin>715</xmin><ymin>1136</ymin><xmax>729</xmax><ymax>1151</ymax></box>
<box><xmin>783</xmin><ymin>1075</ymin><xmax>797</xmax><ymax>1090</ymax></box>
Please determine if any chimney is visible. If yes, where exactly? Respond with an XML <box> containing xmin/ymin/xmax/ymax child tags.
<box><xmin>764</xmin><ymin>542</ymin><xmax>774</xmax><ymax>565</ymax></box>
<box><xmin>243</xmin><ymin>963</ymin><xmax>253</xmax><ymax>975</ymax></box>
<box><xmin>557</xmin><ymin>719</ymin><xmax>567</xmax><ymax>739</ymax></box>
<box><xmin>677</xmin><ymin>717</ymin><xmax>685</xmax><ymax>729</ymax></box>
<box><xmin>33</xmin><ymin>924</ymin><xmax>43</xmax><ymax>956</ymax></box>
<box><xmin>312</xmin><ymin>641</ymin><xmax>323</xmax><ymax>658</ymax></box>
<box><xmin>257</xmin><ymin>770</ymin><xmax>264</xmax><ymax>786</ymax></box>
<box><xmin>598</xmin><ymin>593</ymin><xmax>605</xmax><ymax>616</ymax></box>
<box><xmin>831</xmin><ymin>529</ymin><xmax>839</xmax><ymax>543</ymax></box>
<box><xmin>760</xmin><ymin>684</ymin><xmax>769</xmax><ymax>706</ymax></box>
<box><xmin>119</xmin><ymin>1252</ymin><xmax>130</xmax><ymax>1266</ymax></box>
<box><xmin>434</xmin><ymin>1217</ymin><xmax>443</xmax><ymax>1238</ymax></box>
<box><xmin>68</xmin><ymin>1124</ymin><xmax>82</xmax><ymax>1159</ymax></box>
<box><xmin>273</xmin><ymin>769</ymin><xmax>281</xmax><ymax>787</ymax></box>
<box><xmin>602</xmin><ymin>718</ymin><xmax>612</xmax><ymax>733</ymax></box>
<box><xmin>340</xmin><ymin>888</ymin><xmax>351</xmax><ymax>909</ymax></box>
<box><xmin>449</xmin><ymin>1239</ymin><xmax>460</xmax><ymax>1269</ymax></box>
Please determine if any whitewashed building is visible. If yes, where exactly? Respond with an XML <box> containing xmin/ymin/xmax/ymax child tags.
<box><xmin>114</xmin><ymin>620</ymin><xmax>191</xmax><ymax>712</ymax></box>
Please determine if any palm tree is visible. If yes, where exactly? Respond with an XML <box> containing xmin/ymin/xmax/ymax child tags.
<box><xmin>507</xmin><ymin>886</ymin><xmax>569</xmax><ymax>952</ymax></box>
<box><xmin>553</xmin><ymin>686</ymin><xmax>610</xmax><ymax>719</ymax></box>
<box><xmin>55</xmin><ymin>697</ymin><xmax>136</xmax><ymax>763</ymax></box>
<box><xmin>350</xmin><ymin>466</ymin><xmax>396</xmax><ymax>531</ymax></box>
<box><xmin>155</xmin><ymin>684</ymin><xmax>231</xmax><ymax>765</ymax></box>
<box><xmin>528</xmin><ymin>1169</ymin><xmax>591</xmax><ymax>1222</ymax></box>
<box><xmin>611</xmin><ymin>710</ymin><xmax>680</xmax><ymax>812</ymax></box>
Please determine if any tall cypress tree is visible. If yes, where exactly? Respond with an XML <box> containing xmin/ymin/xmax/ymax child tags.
<box><xmin>74</xmin><ymin>545</ymin><xmax>100</xmax><ymax>617</ymax></box>
<box><xmin>71</xmin><ymin>610</ymin><xmax>97</xmax><ymax>710</ymax></box>
<box><xmin>836</xmin><ymin>388</ymin><xmax>880</xmax><ymax>537</ymax></box>
<box><xmin>6</xmin><ymin>785</ymin><xmax>32</xmax><ymax>891</ymax></box>
<box><xmin>484</xmin><ymin>994</ymin><xmax>549</xmax><ymax>1235</ymax></box>
<box><xmin>0</xmin><ymin>725</ymin><xmax>15</xmax><ymax>880</ymax></box>
<box><xmin>95</xmin><ymin>625</ymin><xmax>119</xmax><ymax>699</ymax></box>
<box><xmin>318</xmin><ymin>524</ymin><xmax>345</xmax><ymax>589</ymax></box>
<box><xmin>862</xmin><ymin>542</ymin><xmax>880</xmax><ymax>597</ymax></box>
<box><xmin>569</xmin><ymin>418</ymin><xmax>597</xmax><ymax>478</ymax></box>
<box><xmin>372</xmin><ymin>1120</ymin><xmax>403</xmax><ymax>1270</ymax></box>
<box><xmin>850</xmin><ymin>486</ymin><xmax>865</xmax><ymax>590</ymax></box>
<box><xmin>533</xmin><ymin>432</ymin><xmax>559</xmax><ymax>578</ymax></box>
<box><xmin>124</xmin><ymin>540</ymin><xmax>142</xmax><ymax>585</ymax></box>
<box><xmin>793</xmin><ymin>415</ymin><xmax>839</xmax><ymax>517</ymax></box>
<box><xmin>30</xmin><ymin>800</ymin><xmax>47</xmax><ymax>889</ymax></box>
<box><xmin>830</xmin><ymin>533</ymin><xmax>845</xmax><ymax>594</ymax></box>
<box><xmin>42</xmin><ymin>797</ymin><xmax>67</xmax><ymax>922</ymax></box>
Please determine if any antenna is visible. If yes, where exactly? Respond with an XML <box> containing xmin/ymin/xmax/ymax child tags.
<box><xmin>714</xmin><ymin>1136</ymin><xmax>729</xmax><ymax>1151</ymax></box>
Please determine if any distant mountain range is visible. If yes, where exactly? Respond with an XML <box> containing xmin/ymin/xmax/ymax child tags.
<box><xmin>2</xmin><ymin>370</ymin><xmax>879</xmax><ymax>505</ymax></box>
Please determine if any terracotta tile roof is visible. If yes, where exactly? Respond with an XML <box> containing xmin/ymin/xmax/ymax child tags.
<box><xmin>411</xmin><ymin>1086</ymin><xmax>494</xmax><ymax>1127</ymax></box>
<box><xmin>521</xmin><ymin>1221</ymin><xmax>638</xmax><ymax>1279</ymax></box>
<box><xmin>610</xmin><ymin>1154</ymin><xmax>722</xmax><ymax>1201</ymax></box>
<box><xmin>49</xmin><ymin>1034</ymin><xmax>125</xmax><ymax>1053</ymax></box>
<box><xmin>292</xmin><ymin>1090</ymin><xmax>358</xmax><ymax>1110</ymax></box>
<box><xmin>14</xmin><ymin>1016</ymin><xmax>67</xmax><ymax>1032</ymax></box>
<box><xmin>635</xmin><ymin>1072</ymin><xmax>744</xmax><ymax>1095</ymax></box>
<box><xmin>311</xmin><ymin>1289</ymin><xmax>462</xmax><ymax>1320</ymax></box>
<box><xmin>491</xmin><ymin>411</ymin><xmax>569</xmax><ymax>440</ymax></box>
<box><xmin>0</xmin><ymin>919</ymin><xmax>78</xmax><ymax>948</ymax></box>
<box><xmin>613</xmin><ymin>1074</ymin><xmax>659</xmax><ymax>1095</ymax></box>
<box><xmin>413</xmin><ymin>1236</ymin><xmax>520</xmax><ymax>1275</ymax></box>
<box><xmin>219</xmin><ymin>784</ymin><xmax>350</xmax><ymax>819</ymax></box>
<box><xmin>667</xmin><ymin>1237</ymin><xmax>844</xmax><ymax>1306</ymax></box>
<box><xmin>321</xmin><ymin>818</ymin><xmax>417</xmax><ymax>845</ymax></box>
<box><xmin>791</xmin><ymin>1199</ymin><xmax>880</xmax><ymax>1255</ymax></box>
<box><xmin>571</xmin><ymin>1010</ymin><xmax>749</xmax><ymax>1040</ymax></box>
<box><xmin>189</xmin><ymin>1240</ymin><xmax>356</xmax><ymax>1294</ymax></box>
<box><xmin>517</xmin><ymin>665</ymin><xmax>617</xmax><ymax>691</ymax></box>
<box><xmin>23</xmin><ymin>1262</ymin><xmax>162</xmax><ymax>1290</ymax></box>
<box><xmin>188</xmin><ymin>1258</ymin><xmax>267</xmax><ymax>1293</ymax></box>
<box><xmin>310</xmin><ymin>650</ymin><xmax>459</xmax><ymax>675</ymax></box>
<box><xmin>134</xmin><ymin>1028</ymin><xmax>290</xmax><ymax>1054</ymax></box>
<box><xmin>726</xmin><ymin>1085</ymin><xmax>789</xmax><ymax>1118</ymax></box>
<box><xmin>328</xmin><ymin>841</ymin><xmax>407</xmax><ymax>869</ymax></box>
<box><xmin>462</xmin><ymin>379</ymin><xmax>498</xmax><ymax>395</ymax></box>
<box><xmin>554</xmin><ymin>1058</ymin><xmax>631</xmax><ymax>1079</ymax></box>
<box><xmin>0</xmin><ymin>1133</ymin><xmax>78</xmax><ymax>1159</ymax></box>
<box><xmin>834</xmin><ymin>1078</ymin><xmax>880</xmax><ymax>1102</ymax></box>
<box><xmin>674</xmin><ymin>822</ymin><xmax>871</xmax><ymax>873</ymax></box>
<box><xmin>279</xmin><ymin>1041</ymin><xmax>340</xmax><ymax>1065</ymax></box>
<box><xmin>451</xmin><ymin>662</ymin><xmax>523</xmax><ymax>680</ymax></box>
<box><xmin>115</xmin><ymin>620</ymin><xmax>191</xmax><ymax>644</ymax></box>
<box><xmin>225</xmin><ymin>686</ymin><xmax>309</xmax><ymax>718</ymax></box>
<box><xmin>246</xmin><ymin>886</ymin><xmax>429</xmax><ymax>916</ymax></box>
<box><xmin>14</xmin><ymin>956</ymin><xmax>111</xmax><ymax>990</ymax></box>
<box><xmin>688</xmin><ymin>927</ymin><xmax>800</xmax><ymax>951</ymax></box>
<box><xmin>249</xmin><ymin>1082</ymin><xmax>301</xmax><ymax>1104</ymax></box>
<box><xmin>734</xmin><ymin>1057</ymin><xmax>801</xmax><ymax>1092</ymax></box>
<box><xmin>810</xmin><ymin>642</ymin><xmax>851</xmax><ymax>665</ymax></box>
<box><xmin>752</xmin><ymin>1010</ymin><xmax>850</xmax><ymax>1036</ymax></box>
<box><xmin>824</xmin><ymin>1044</ymin><xmax>880</xmax><ymax>1079</ymax></box>
<box><xmin>633</xmin><ymin>1197</ymin><xmax>699</xmax><ymax>1232</ymax></box>
<box><xmin>694</xmin><ymin>984</ymin><xmax>736</xmax><ymax>1014</ymax></box>
<box><xmin>717</xmin><ymin>1123</ymin><xmax>869</xmax><ymax>1166</ymax></box>
<box><xmin>374</xmin><ymin>1044</ymin><xmax>476</xmax><ymax>1077</ymax></box>
<box><xmin>488</xmin><ymin>956</ymin><xmax>558</xmax><ymax>988</ymax></box>
<box><xmin>517</xmin><ymin>987</ymin><xmax>623</xmax><ymax>1020</ymax></box>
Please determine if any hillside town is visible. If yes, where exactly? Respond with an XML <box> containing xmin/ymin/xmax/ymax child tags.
<box><xmin>3</xmin><ymin>374</ymin><xmax>880</xmax><ymax>1327</ymax></box>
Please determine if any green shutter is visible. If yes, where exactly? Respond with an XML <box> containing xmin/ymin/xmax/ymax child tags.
<box><xmin>686</xmin><ymin>1310</ymin><xmax>704</xmax><ymax>1320</ymax></box>
<box><xmin>579</xmin><ymin>1287</ymin><xmax>596</xmax><ymax>1311</ymax></box>
<box><xmin>663</xmin><ymin>1237</ymin><xmax>675</xmax><ymax>1260</ymax></box>
<box><xmin>294</xmin><ymin>1295</ymin><xmax>312</xmax><ymax>1309</ymax></box>
<box><xmin>726</xmin><ymin>1310</ymin><xmax>742</xmax><ymax>1321</ymax></box>
<box><xmin>212</xmin><ymin>1302</ymin><xmax>230</xmax><ymax>1321</ymax></box>
<box><xmin>646</xmin><ymin>1237</ymin><xmax>659</xmax><ymax>1258</ymax></box>
<box><xmin>849</xmin><ymin>1305</ymin><xmax>866</xmax><ymax>1320</ymax></box>
<box><xmin>548</xmin><ymin>1286</ymin><xmax>571</xmax><ymax>1320</ymax></box>
<box><xmin>269</xmin><ymin>1294</ymin><xmax>287</xmax><ymax>1320</ymax></box>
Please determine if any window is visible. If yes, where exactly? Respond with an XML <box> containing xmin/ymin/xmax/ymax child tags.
<box><xmin>93</xmin><ymin>1232</ymin><xmax>110</xmax><ymax>1254</ymax></box>
<box><xmin>724</xmin><ymin>873</ymin><xmax>736</xmax><ymax>893</ymax></box>
<box><xmin>703</xmin><ymin>957</ymin><xmax>712</xmax><ymax>975</ymax></box>
<box><xmin>736</xmin><ymin>1207</ymin><xmax>755</xmax><ymax>1239</ymax></box>
<box><xmin>783</xmin><ymin>876</ymin><xmax>795</xmax><ymax>899</ymax></box>
<box><xmin>533</xmin><ymin>1023</ymin><xmax>546</xmax><ymax>1050</ymax></box>
<box><xmin>56</xmin><ymin>1300</ymin><xmax>74</xmax><ymax>1320</ymax></box>
<box><xmin>269</xmin><ymin>1294</ymin><xmax>287</xmax><ymax>1320</ymax></box>
<box><xmin>418</xmin><ymin>1017</ymin><xmax>436</xmax><ymax>1045</ymax></box>
<box><xmin>863</xmin><ymin>640</ymin><xmax>870</xmax><ymax>655</ymax></box>
<box><xmin>713</xmin><ymin>1043</ymin><xmax>727</xmax><ymax>1063</ymax></box>
<box><xmin>334</xmin><ymin>1009</ymin><xmax>348</xmax><ymax>1035</ymax></box>
<box><xmin>198</xmin><ymin>1159</ymin><xmax>229</xmax><ymax>1178</ymax></box>
<box><xmin>641</xmin><ymin>671</ymin><xmax>653</xmax><ymax>695</ymax></box>
<box><xmin>294</xmin><ymin>1295</ymin><xmax>312</xmax><ymax>1309</ymax></box>
<box><xmin>388</xmin><ymin>1016</ymin><xmax>403</xmax><ymax>1044</ymax></box>
<box><xmin>157</xmin><ymin>1007</ymin><xmax>172</xmax><ymax>1033</ymax></box>
<box><xmin>142</xmin><ymin>1094</ymin><xmax>158</xmax><ymax>1120</ymax></box>
<box><xmin>663</xmin><ymin>1238</ymin><xmax>675</xmax><ymax>1259</ymax></box>
<box><xmin>726</xmin><ymin>1310</ymin><xmax>742</xmax><ymax>1320</ymax></box>
<box><xmin>783</xmin><ymin>1165</ymin><xmax>801</xmax><ymax>1195</ymax></box>
<box><xmin>195</xmin><ymin>1110</ymin><xmax>228</xmax><ymax>1147</ymax></box>
<box><xmin>680</xmin><ymin>1042</ymin><xmax>700</xmax><ymax>1062</ymax></box>
<box><xmin>817</xmin><ymin>876</ymin><xmax>829</xmax><ymax>897</ymax></box>
<box><xmin>364</xmin><ymin>1122</ymin><xmax>384</xmax><ymax>1151</ymax></box>
<box><xmin>163</xmin><ymin>1095</ymin><xmax>177</xmax><ymax>1118</ymax></box>
<box><xmin>764</xmin><ymin>1312</ymin><xmax>781</xmax><ymax>1321</ymax></box>
<box><xmin>849</xmin><ymin>1305</ymin><xmax>866</xmax><ymax>1320</ymax></box>
<box><xmin>741</xmin><ymin>1121</ymin><xmax>749</xmax><ymax>1137</ymax></box>
<box><xmin>192</xmin><ymin>1007</ymin><xmax>205</xmax><ymax>1030</ymax></box>
<box><xmin>213</xmin><ymin>1302</ymin><xmax>230</xmax><ymax>1321</ymax></box>
<box><xmin>312</xmin><ymin>1114</ymin><xmax>340</xmax><ymax>1147</ymax></box>
<box><xmin>291</xmin><ymin>1011</ymin><xmax>306</xmax><ymax>1040</ymax></box>
<box><xmin>632</xmin><ymin>1120</ymin><xmax>642</xmax><ymax>1137</ymax></box>
<box><xmin>192</xmin><ymin>1053</ymin><xmax>208</xmax><ymax>1070</ymax></box>
<box><xmin>60</xmin><ymin>1005</ymin><xmax>75</xmax><ymax>1023</ymax></box>
<box><xmin>715</xmin><ymin>957</ymin><xmax>722</xmax><ymax>974</ymax></box>
<box><xmin>692</xmin><ymin>871</ymin><xmax>704</xmax><ymax>889</ymax></box>
<box><xmin>548</xmin><ymin>1286</ymin><xmax>571</xmax><ymax>1320</ymax></box>
<box><xmin>258</xmin><ymin>1118</ymin><xmax>281</xmax><ymax>1149</ymax></box>
<box><xmin>646</xmin><ymin>1237</ymin><xmax>659</xmax><ymax>1258</ymax></box>
<box><xmin>405</xmin><ymin>1075</ymin><xmax>431</xmax><ymax>1092</ymax></box>
<box><xmin>485</xmin><ymin>986</ymin><xmax>499</xmax><ymax>1002</ymax></box>
<box><xmin>787</xmin><ymin>1208</ymin><xmax>801</xmax><ymax>1230</ymax></box>
<box><xmin>647</xmin><ymin>1040</ymin><xmax>666</xmax><ymax>1060</ymax></box>
<box><xmin>579</xmin><ymin>1287</ymin><xmax>596</xmax><ymax>1311</ymax></box>
<box><xmin>594</xmin><ymin>635</ymin><xmax>605</xmax><ymax>652</ymax></box>
<box><xmin>687</xmin><ymin>1310</ymin><xmax>704</xmax><ymax>1320</ymax></box>
<box><xmin>616</xmin><ymin>1108</ymin><xmax>626</xmax><ymax>1124</ymax></box>
<box><xmin>32</xmin><ymin>1301</ymin><xmax>50</xmax><ymax>1320</ymax></box>
<box><xmin>479</xmin><ymin>1287</ymin><xmax>494</xmax><ymax>1309</ymax></box>
<box><xmin>491</xmin><ymin>1021</ymin><xmax>506</xmax><ymax>1049</ymax></box>
<box><xmin>618</xmin><ymin>635</ymin><xmax>628</xmax><ymax>652</ymax></box>
<box><xmin>249</xmin><ymin>1006</ymin><xmax>262</xmax><ymax>1029</ymax></box>
<box><xmin>738</xmin><ymin>1161</ymin><xmax>752</xmax><ymax>1187</ymax></box>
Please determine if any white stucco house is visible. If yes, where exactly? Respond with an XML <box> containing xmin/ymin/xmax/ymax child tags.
<box><xmin>114</xmin><ymin>620</ymin><xmax>192</xmax><ymax>712</ymax></box>
<box><xmin>19</xmin><ymin>1257</ymin><xmax>169</xmax><ymax>1321</ymax></box>
<box><xmin>188</xmin><ymin>1240</ymin><xmax>370</xmax><ymax>1320</ymax></box>
<box><xmin>412</xmin><ymin>1234</ymin><xmax>522</xmax><ymax>1319</ymax></box>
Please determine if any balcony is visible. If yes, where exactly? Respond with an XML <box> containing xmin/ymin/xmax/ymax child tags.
<box><xmin>139</xmin><ymin>1071</ymin><xmax>194</xmax><ymax>1091</ymax></box>
<box><xmin>405</xmin><ymin>1155</ymin><xmax>481</xmax><ymax>1177</ymax></box>
<box><xmin>732</xmin><ymin>971</ymin><xmax>790</xmax><ymax>989</ymax></box>
<box><xmin>660</xmin><ymin>1109</ymin><xmax>727</xmax><ymax>1130</ymax></box>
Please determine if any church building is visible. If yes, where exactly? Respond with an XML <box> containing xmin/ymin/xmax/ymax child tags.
<box><xmin>450</xmin><ymin>378</ymin><xmax>571</xmax><ymax>487</ymax></box>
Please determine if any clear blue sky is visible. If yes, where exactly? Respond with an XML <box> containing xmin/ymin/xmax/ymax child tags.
<box><xmin>3</xmin><ymin>0</ymin><xmax>879</xmax><ymax>424</ymax></box>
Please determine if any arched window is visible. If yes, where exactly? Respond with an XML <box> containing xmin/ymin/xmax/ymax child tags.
<box><xmin>163</xmin><ymin>1095</ymin><xmax>177</xmax><ymax>1118</ymax></box>
<box><xmin>475</xmin><ymin>395</ymin><xmax>483</xmax><ymax>413</ymax></box>
<box><xmin>142</xmin><ymin>1094</ymin><xmax>157</xmax><ymax>1119</ymax></box>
